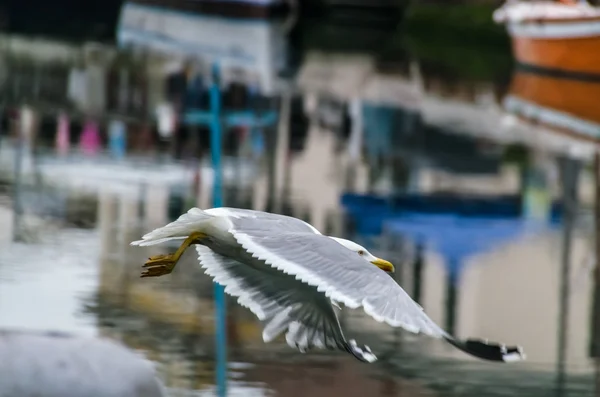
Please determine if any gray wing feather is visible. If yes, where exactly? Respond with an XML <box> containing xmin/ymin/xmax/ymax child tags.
<box><xmin>196</xmin><ymin>245</ymin><xmax>349</xmax><ymax>352</ymax></box>
<box><xmin>211</xmin><ymin>207</ymin><xmax>321</xmax><ymax>234</ymax></box>
<box><xmin>230</xmin><ymin>230</ymin><xmax>447</xmax><ymax>339</ymax></box>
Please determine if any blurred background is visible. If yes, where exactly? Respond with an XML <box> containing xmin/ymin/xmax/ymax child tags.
<box><xmin>1</xmin><ymin>0</ymin><xmax>600</xmax><ymax>395</ymax></box>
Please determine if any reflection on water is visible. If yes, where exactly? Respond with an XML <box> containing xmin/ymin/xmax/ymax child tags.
<box><xmin>1</xmin><ymin>3</ymin><xmax>600</xmax><ymax>396</ymax></box>
<box><xmin>0</xmin><ymin>227</ymin><xmax>100</xmax><ymax>336</ymax></box>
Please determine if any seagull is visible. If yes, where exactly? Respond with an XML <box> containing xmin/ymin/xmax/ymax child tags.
<box><xmin>131</xmin><ymin>207</ymin><xmax>525</xmax><ymax>363</ymax></box>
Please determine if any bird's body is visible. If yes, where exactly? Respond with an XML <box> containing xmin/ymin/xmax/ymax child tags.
<box><xmin>132</xmin><ymin>207</ymin><xmax>525</xmax><ymax>363</ymax></box>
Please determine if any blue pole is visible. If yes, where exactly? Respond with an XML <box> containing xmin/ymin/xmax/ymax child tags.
<box><xmin>210</xmin><ymin>63</ymin><xmax>227</xmax><ymax>397</ymax></box>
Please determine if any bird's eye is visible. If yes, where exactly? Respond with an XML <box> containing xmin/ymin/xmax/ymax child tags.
<box><xmin>358</xmin><ymin>250</ymin><xmax>365</xmax><ymax>256</ymax></box>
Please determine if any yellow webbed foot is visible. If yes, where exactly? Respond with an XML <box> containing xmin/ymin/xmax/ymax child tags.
<box><xmin>139</xmin><ymin>232</ymin><xmax>208</xmax><ymax>278</ymax></box>
<box><xmin>145</xmin><ymin>254</ymin><xmax>174</xmax><ymax>265</ymax></box>
<box><xmin>140</xmin><ymin>254</ymin><xmax>177</xmax><ymax>278</ymax></box>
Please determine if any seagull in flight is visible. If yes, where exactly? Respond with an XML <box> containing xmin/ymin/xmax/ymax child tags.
<box><xmin>131</xmin><ymin>207</ymin><xmax>525</xmax><ymax>363</ymax></box>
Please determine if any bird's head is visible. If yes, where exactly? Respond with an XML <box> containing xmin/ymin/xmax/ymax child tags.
<box><xmin>328</xmin><ymin>237</ymin><xmax>395</xmax><ymax>273</ymax></box>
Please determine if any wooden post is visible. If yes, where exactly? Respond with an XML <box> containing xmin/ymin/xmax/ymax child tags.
<box><xmin>556</xmin><ymin>156</ymin><xmax>580</xmax><ymax>397</ymax></box>
<box><xmin>591</xmin><ymin>152</ymin><xmax>600</xmax><ymax>396</ymax></box>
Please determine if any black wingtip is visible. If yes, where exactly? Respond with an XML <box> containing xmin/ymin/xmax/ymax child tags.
<box><xmin>444</xmin><ymin>337</ymin><xmax>526</xmax><ymax>362</ymax></box>
<box><xmin>343</xmin><ymin>339</ymin><xmax>378</xmax><ymax>363</ymax></box>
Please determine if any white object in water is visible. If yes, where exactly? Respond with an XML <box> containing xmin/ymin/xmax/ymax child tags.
<box><xmin>0</xmin><ymin>330</ymin><xmax>165</xmax><ymax>397</ymax></box>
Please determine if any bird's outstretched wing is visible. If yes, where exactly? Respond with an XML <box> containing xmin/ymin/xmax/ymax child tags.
<box><xmin>233</xmin><ymin>230</ymin><xmax>441</xmax><ymax>334</ymax></box>
<box><xmin>206</xmin><ymin>207</ymin><xmax>321</xmax><ymax>234</ymax></box>
<box><xmin>229</xmin><ymin>230</ymin><xmax>525</xmax><ymax>362</ymax></box>
<box><xmin>196</xmin><ymin>245</ymin><xmax>376</xmax><ymax>362</ymax></box>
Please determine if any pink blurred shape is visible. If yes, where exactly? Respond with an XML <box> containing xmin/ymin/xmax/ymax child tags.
<box><xmin>79</xmin><ymin>120</ymin><xmax>101</xmax><ymax>156</ymax></box>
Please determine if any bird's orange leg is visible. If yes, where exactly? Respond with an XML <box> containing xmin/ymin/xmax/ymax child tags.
<box><xmin>141</xmin><ymin>232</ymin><xmax>207</xmax><ymax>278</ymax></box>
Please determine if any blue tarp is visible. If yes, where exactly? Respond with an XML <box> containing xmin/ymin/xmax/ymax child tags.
<box><xmin>341</xmin><ymin>193</ymin><xmax>561</xmax><ymax>235</ymax></box>
<box><xmin>341</xmin><ymin>193</ymin><xmax>560</xmax><ymax>279</ymax></box>
<box><xmin>384</xmin><ymin>213</ymin><xmax>547</xmax><ymax>278</ymax></box>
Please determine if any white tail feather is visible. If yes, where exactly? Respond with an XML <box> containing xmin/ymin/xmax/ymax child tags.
<box><xmin>130</xmin><ymin>208</ymin><xmax>214</xmax><ymax>246</ymax></box>
<box><xmin>130</xmin><ymin>236</ymin><xmax>187</xmax><ymax>246</ymax></box>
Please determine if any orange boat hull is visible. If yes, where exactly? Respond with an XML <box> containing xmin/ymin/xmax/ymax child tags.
<box><xmin>506</xmin><ymin>70</ymin><xmax>600</xmax><ymax>142</ymax></box>
<box><xmin>512</xmin><ymin>34</ymin><xmax>600</xmax><ymax>75</ymax></box>
<box><xmin>502</xmin><ymin>13</ymin><xmax>600</xmax><ymax>75</ymax></box>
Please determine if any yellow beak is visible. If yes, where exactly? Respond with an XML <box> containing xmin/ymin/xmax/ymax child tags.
<box><xmin>371</xmin><ymin>258</ymin><xmax>395</xmax><ymax>273</ymax></box>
